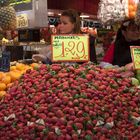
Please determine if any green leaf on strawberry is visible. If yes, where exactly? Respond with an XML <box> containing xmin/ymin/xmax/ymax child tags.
<box><xmin>110</xmin><ymin>84</ymin><xmax>118</xmax><ymax>89</ymax></box>
<box><xmin>85</xmin><ymin>134</ymin><xmax>92</xmax><ymax>140</ymax></box>
<box><xmin>73</xmin><ymin>63</ymin><xmax>79</xmax><ymax>68</ymax></box>
<box><xmin>66</xmin><ymin>68</ymin><xmax>70</xmax><ymax>72</ymax></box>
<box><xmin>80</xmin><ymin>72</ymin><xmax>86</xmax><ymax>78</ymax></box>
<box><xmin>73</xmin><ymin>94</ymin><xmax>80</xmax><ymax>99</ymax></box>
<box><xmin>122</xmin><ymin>87</ymin><xmax>129</xmax><ymax>93</ymax></box>
<box><xmin>72</xmin><ymin>124</ymin><xmax>78</xmax><ymax>131</ymax></box>
<box><xmin>80</xmin><ymin>93</ymin><xmax>87</xmax><ymax>99</ymax></box>
<box><xmin>83</xmin><ymin>113</ymin><xmax>89</xmax><ymax>117</ymax></box>
<box><xmin>92</xmin><ymin>129</ymin><xmax>97</xmax><ymax>135</ymax></box>
<box><xmin>50</xmin><ymin>70</ymin><xmax>56</xmax><ymax>76</ymax></box>
<box><xmin>42</xmin><ymin>126</ymin><xmax>49</xmax><ymax>135</ymax></box>
<box><xmin>12</xmin><ymin>121</ymin><xmax>17</xmax><ymax>128</ymax></box>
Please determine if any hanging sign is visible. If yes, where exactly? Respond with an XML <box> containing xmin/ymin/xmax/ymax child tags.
<box><xmin>16</xmin><ymin>14</ymin><xmax>29</xmax><ymax>28</ymax></box>
<box><xmin>130</xmin><ymin>46</ymin><xmax>140</xmax><ymax>70</ymax></box>
<box><xmin>51</xmin><ymin>35</ymin><xmax>89</xmax><ymax>62</ymax></box>
<box><xmin>10</xmin><ymin>0</ymin><xmax>31</xmax><ymax>6</ymax></box>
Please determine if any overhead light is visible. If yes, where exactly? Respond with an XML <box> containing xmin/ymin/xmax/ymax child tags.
<box><xmin>58</xmin><ymin>13</ymin><xmax>61</xmax><ymax>16</ymax></box>
<box><xmin>50</xmin><ymin>25</ymin><xmax>55</xmax><ymax>27</ymax></box>
<box><xmin>48</xmin><ymin>12</ymin><xmax>54</xmax><ymax>15</ymax></box>
<box><xmin>80</xmin><ymin>15</ymin><xmax>90</xmax><ymax>18</ymax></box>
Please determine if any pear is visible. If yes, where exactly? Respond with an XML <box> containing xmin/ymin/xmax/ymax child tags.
<box><xmin>131</xmin><ymin>77</ymin><xmax>140</xmax><ymax>86</ymax></box>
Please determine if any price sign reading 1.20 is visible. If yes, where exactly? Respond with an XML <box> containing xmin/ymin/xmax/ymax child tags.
<box><xmin>51</xmin><ymin>35</ymin><xmax>89</xmax><ymax>62</ymax></box>
<box><xmin>130</xmin><ymin>46</ymin><xmax>140</xmax><ymax>70</ymax></box>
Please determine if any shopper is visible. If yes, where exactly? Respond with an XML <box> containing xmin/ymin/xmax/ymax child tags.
<box><xmin>32</xmin><ymin>9</ymin><xmax>97</xmax><ymax>64</ymax></box>
<box><xmin>102</xmin><ymin>19</ymin><xmax>140</xmax><ymax>67</ymax></box>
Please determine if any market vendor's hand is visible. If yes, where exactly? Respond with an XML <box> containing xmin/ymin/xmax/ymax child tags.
<box><xmin>125</xmin><ymin>63</ymin><xmax>134</xmax><ymax>71</ymax></box>
<box><xmin>32</xmin><ymin>54</ymin><xmax>47</xmax><ymax>62</ymax></box>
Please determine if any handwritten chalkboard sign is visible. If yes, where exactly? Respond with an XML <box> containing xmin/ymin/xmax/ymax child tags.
<box><xmin>0</xmin><ymin>51</ymin><xmax>10</xmax><ymax>72</ymax></box>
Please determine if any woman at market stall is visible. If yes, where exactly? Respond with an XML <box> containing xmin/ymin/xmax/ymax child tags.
<box><xmin>102</xmin><ymin>19</ymin><xmax>140</xmax><ymax>67</ymax></box>
<box><xmin>32</xmin><ymin>9</ymin><xmax>97</xmax><ymax>64</ymax></box>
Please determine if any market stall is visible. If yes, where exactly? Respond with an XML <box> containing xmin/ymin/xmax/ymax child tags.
<box><xmin>0</xmin><ymin>0</ymin><xmax>140</xmax><ymax>139</ymax></box>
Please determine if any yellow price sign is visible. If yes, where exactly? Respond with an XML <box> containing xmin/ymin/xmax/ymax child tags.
<box><xmin>130</xmin><ymin>46</ymin><xmax>140</xmax><ymax>70</ymax></box>
<box><xmin>16</xmin><ymin>14</ymin><xmax>28</xmax><ymax>28</ymax></box>
<box><xmin>51</xmin><ymin>35</ymin><xmax>89</xmax><ymax>62</ymax></box>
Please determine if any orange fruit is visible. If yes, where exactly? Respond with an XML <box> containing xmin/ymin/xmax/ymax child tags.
<box><xmin>0</xmin><ymin>91</ymin><xmax>6</xmax><ymax>98</ymax></box>
<box><xmin>16</xmin><ymin>63</ymin><xmax>26</xmax><ymax>71</ymax></box>
<box><xmin>2</xmin><ymin>75</ymin><xmax>11</xmax><ymax>85</ymax></box>
<box><xmin>129</xmin><ymin>0</ymin><xmax>135</xmax><ymax>5</ymax></box>
<box><xmin>129</xmin><ymin>11</ymin><xmax>136</xmax><ymax>18</ymax></box>
<box><xmin>10</xmin><ymin>71</ymin><xmax>21</xmax><ymax>82</ymax></box>
<box><xmin>0</xmin><ymin>83</ymin><xmax>6</xmax><ymax>91</ymax></box>
<box><xmin>128</xmin><ymin>5</ymin><xmax>134</xmax><ymax>12</ymax></box>
<box><xmin>7</xmin><ymin>83</ymin><xmax>13</xmax><ymax>89</ymax></box>
<box><xmin>10</xmin><ymin>66</ymin><xmax>17</xmax><ymax>71</ymax></box>
<box><xmin>0</xmin><ymin>72</ymin><xmax>5</xmax><ymax>81</ymax></box>
<box><xmin>30</xmin><ymin>63</ymin><xmax>39</xmax><ymax>69</ymax></box>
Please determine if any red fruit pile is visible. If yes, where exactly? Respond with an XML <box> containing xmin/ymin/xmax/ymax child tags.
<box><xmin>0</xmin><ymin>63</ymin><xmax>139</xmax><ymax>140</ymax></box>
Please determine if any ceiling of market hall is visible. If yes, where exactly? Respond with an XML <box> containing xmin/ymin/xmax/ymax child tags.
<box><xmin>47</xmin><ymin>0</ymin><xmax>100</xmax><ymax>19</ymax></box>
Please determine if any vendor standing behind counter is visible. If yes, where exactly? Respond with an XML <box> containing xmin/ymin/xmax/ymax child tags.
<box><xmin>32</xmin><ymin>9</ymin><xmax>97</xmax><ymax>64</ymax></box>
<box><xmin>102</xmin><ymin>19</ymin><xmax>140</xmax><ymax>67</ymax></box>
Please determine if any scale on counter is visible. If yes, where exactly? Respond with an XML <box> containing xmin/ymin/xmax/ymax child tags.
<box><xmin>13</xmin><ymin>0</ymin><xmax>48</xmax><ymax>42</ymax></box>
<box><xmin>13</xmin><ymin>0</ymin><xmax>48</xmax><ymax>29</ymax></box>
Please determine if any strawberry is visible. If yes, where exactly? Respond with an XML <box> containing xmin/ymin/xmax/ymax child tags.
<box><xmin>86</xmin><ymin>74</ymin><xmax>93</xmax><ymax>81</ymax></box>
<box><xmin>51</xmin><ymin>64</ymin><xmax>62</xmax><ymax>71</ymax></box>
<box><xmin>75</xmin><ymin>122</ymin><xmax>83</xmax><ymax>129</ymax></box>
<box><xmin>38</xmin><ymin>113</ymin><xmax>47</xmax><ymax>120</ymax></box>
<box><xmin>56</xmin><ymin>110</ymin><xmax>64</xmax><ymax>118</ymax></box>
<box><xmin>131</xmin><ymin>112</ymin><xmax>140</xmax><ymax>117</ymax></box>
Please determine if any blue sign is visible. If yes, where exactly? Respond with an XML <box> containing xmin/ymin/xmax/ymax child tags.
<box><xmin>0</xmin><ymin>51</ymin><xmax>10</xmax><ymax>72</ymax></box>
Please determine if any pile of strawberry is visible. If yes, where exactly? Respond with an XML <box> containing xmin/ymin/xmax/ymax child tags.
<box><xmin>0</xmin><ymin>63</ymin><xmax>139</xmax><ymax>140</ymax></box>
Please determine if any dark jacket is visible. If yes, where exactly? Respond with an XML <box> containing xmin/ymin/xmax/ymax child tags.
<box><xmin>89</xmin><ymin>35</ymin><xmax>97</xmax><ymax>64</ymax></box>
<box><xmin>112</xmin><ymin>37</ymin><xmax>140</xmax><ymax>66</ymax></box>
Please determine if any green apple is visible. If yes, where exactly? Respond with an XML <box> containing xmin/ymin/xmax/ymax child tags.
<box><xmin>131</xmin><ymin>77</ymin><xmax>140</xmax><ymax>86</ymax></box>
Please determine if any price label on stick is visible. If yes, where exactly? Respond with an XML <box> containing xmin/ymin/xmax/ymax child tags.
<box><xmin>130</xmin><ymin>46</ymin><xmax>140</xmax><ymax>70</ymax></box>
<box><xmin>51</xmin><ymin>35</ymin><xmax>89</xmax><ymax>62</ymax></box>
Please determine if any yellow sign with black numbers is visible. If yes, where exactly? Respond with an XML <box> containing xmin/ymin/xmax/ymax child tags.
<box><xmin>51</xmin><ymin>35</ymin><xmax>89</xmax><ymax>62</ymax></box>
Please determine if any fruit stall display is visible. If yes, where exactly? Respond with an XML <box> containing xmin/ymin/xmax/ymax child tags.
<box><xmin>0</xmin><ymin>63</ymin><xmax>36</xmax><ymax>98</ymax></box>
<box><xmin>0</xmin><ymin>62</ymin><xmax>139</xmax><ymax>139</ymax></box>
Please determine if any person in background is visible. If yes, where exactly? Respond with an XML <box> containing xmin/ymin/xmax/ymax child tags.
<box><xmin>102</xmin><ymin>19</ymin><xmax>140</xmax><ymax>67</ymax></box>
<box><xmin>32</xmin><ymin>9</ymin><xmax>97</xmax><ymax>64</ymax></box>
<box><xmin>102</xmin><ymin>31</ymin><xmax>116</xmax><ymax>53</ymax></box>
